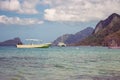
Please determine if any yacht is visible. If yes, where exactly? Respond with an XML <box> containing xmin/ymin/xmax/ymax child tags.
<box><xmin>58</xmin><ymin>42</ymin><xmax>66</xmax><ymax>47</ymax></box>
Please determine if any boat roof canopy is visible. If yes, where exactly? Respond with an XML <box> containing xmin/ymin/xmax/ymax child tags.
<box><xmin>25</xmin><ymin>39</ymin><xmax>42</xmax><ymax>42</ymax></box>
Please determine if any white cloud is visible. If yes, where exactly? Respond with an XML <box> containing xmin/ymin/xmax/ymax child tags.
<box><xmin>0</xmin><ymin>0</ymin><xmax>20</xmax><ymax>11</ymax></box>
<box><xmin>44</xmin><ymin>0</ymin><xmax>120</xmax><ymax>22</ymax></box>
<box><xmin>0</xmin><ymin>15</ymin><xmax>44</xmax><ymax>25</ymax></box>
<box><xmin>0</xmin><ymin>0</ymin><xmax>120</xmax><ymax>21</ymax></box>
<box><xmin>18</xmin><ymin>0</ymin><xmax>39</xmax><ymax>14</ymax></box>
<box><xmin>0</xmin><ymin>0</ymin><xmax>39</xmax><ymax>14</ymax></box>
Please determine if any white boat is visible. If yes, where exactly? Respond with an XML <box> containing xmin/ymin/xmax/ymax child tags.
<box><xmin>58</xmin><ymin>42</ymin><xmax>66</xmax><ymax>47</ymax></box>
<box><xmin>57</xmin><ymin>36</ymin><xmax>66</xmax><ymax>47</ymax></box>
<box><xmin>16</xmin><ymin>39</ymin><xmax>51</xmax><ymax>48</ymax></box>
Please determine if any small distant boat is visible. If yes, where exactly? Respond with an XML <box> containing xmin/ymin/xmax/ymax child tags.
<box><xmin>16</xmin><ymin>39</ymin><xmax>51</xmax><ymax>48</ymax></box>
<box><xmin>108</xmin><ymin>40</ymin><xmax>120</xmax><ymax>49</ymax></box>
<box><xmin>109</xmin><ymin>46</ymin><xmax>120</xmax><ymax>49</ymax></box>
<box><xmin>58</xmin><ymin>42</ymin><xmax>66</xmax><ymax>47</ymax></box>
<box><xmin>57</xmin><ymin>36</ymin><xmax>66</xmax><ymax>47</ymax></box>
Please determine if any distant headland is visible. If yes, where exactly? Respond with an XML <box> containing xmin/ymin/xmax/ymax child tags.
<box><xmin>53</xmin><ymin>13</ymin><xmax>120</xmax><ymax>47</ymax></box>
<box><xmin>0</xmin><ymin>37</ymin><xmax>22</xmax><ymax>46</ymax></box>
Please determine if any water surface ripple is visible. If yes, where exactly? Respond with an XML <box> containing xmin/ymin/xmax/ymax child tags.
<box><xmin>0</xmin><ymin>46</ymin><xmax>120</xmax><ymax>80</ymax></box>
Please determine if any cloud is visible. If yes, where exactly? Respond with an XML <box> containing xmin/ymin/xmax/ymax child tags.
<box><xmin>0</xmin><ymin>15</ymin><xmax>44</xmax><ymax>25</ymax></box>
<box><xmin>18</xmin><ymin>0</ymin><xmax>39</xmax><ymax>14</ymax></box>
<box><xmin>0</xmin><ymin>0</ymin><xmax>20</xmax><ymax>11</ymax></box>
<box><xmin>1</xmin><ymin>0</ymin><xmax>120</xmax><ymax>22</ymax></box>
<box><xmin>44</xmin><ymin>0</ymin><xmax>120</xmax><ymax>22</ymax></box>
<box><xmin>0</xmin><ymin>0</ymin><xmax>39</xmax><ymax>14</ymax></box>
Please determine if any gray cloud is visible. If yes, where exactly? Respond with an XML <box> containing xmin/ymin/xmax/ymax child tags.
<box><xmin>0</xmin><ymin>15</ymin><xmax>44</xmax><ymax>25</ymax></box>
<box><xmin>43</xmin><ymin>0</ymin><xmax>120</xmax><ymax>22</ymax></box>
<box><xmin>0</xmin><ymin>0</ymin><xmax>120</xmax><ymax>22</ymax></box>
<box><xmin>0</xmin><ymin>0</ymin><xmax>39</xmax><ymax>14</ymax></box>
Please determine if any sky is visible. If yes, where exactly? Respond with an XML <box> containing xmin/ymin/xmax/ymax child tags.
<box><xmin>0</xmin><ymin>0</ymin><xmax>120</xmax><ymax>43</ymax></box>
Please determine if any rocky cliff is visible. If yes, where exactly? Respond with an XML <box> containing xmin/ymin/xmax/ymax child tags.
<box><xmin>76</xmin><ymin>13</ymin><xmax>120</xmax><ymax>46</ymax></box>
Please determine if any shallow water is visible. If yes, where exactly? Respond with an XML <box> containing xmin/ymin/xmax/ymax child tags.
<box><xmin>0</xmin><ymin>46</ymin><xmax>120</xmax><ymax>80</ymax></box>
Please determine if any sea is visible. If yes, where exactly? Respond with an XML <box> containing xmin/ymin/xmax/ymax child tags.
<box><xmin>0</xmin><ymin>46</ymin><xmax>120</xmax><ymax>80</ymax></box>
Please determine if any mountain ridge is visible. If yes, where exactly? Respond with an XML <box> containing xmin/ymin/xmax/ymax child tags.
<box><xmin>75</xmin><ymin>13</ymin><xmax>120</xmax><ymax>46</ymax></box>
<box><xmin>52</xmin><ymin>27</ymin><xmax>94</xmax><ymax>46</ymax></box>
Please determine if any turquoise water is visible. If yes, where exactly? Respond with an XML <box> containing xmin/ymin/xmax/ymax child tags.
<box><xmin>0</xmin><ymin>46</ymin><xmax>120</xmax><ymax>80</ymax></box>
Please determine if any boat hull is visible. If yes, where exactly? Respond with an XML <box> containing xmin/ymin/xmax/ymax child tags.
<box><xmin>17</xmin><ymin>43</ymin><xmax>51</xmax><ymax>48</ymax></box>
<box><xmin>58</xmin><ymin>42</ymin><xmax>66</xmax><ymax>47</ymax></box>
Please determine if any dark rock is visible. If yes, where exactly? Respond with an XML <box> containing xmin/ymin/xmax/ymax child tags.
<box><xmin>93</xmin><ymin>13</ymin><xmax>120</xmax><ymax>34</ymax></box>
<box><xmin>0</xmin><ymin>37</ymin><xmax>23</xmax><ymax>46</ymax></box>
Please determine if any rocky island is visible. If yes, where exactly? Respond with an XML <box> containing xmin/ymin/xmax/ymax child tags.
<box><xmin>0</xmin><ymin>37</ymin><xmax>22</xmax><ymax>46</ymax></box>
